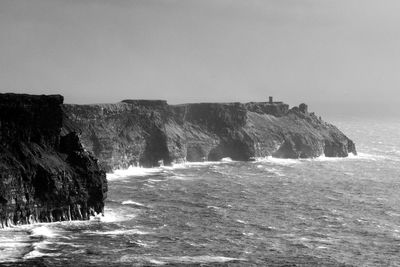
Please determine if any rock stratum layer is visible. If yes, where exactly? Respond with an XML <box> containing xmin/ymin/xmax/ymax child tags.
<box><xmin>63</xmin><ymin>100</ymin><xmax>356</xmax><ymax>171</ymax></box>
<box><xmin>0</xmin><ymin>94</ymin><xmax>107</xmax><ymax>228</ymax></box>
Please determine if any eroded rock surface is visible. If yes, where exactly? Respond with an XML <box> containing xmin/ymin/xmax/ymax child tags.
<box><xmin>63</xmin><ymin>100</ymin><xmax>356</xmax><ymax>170</ymax></box>
<box><xmin>0</xmin><ymin>94</ymin><xmax>107</xmax><ymax>228</ymax></box>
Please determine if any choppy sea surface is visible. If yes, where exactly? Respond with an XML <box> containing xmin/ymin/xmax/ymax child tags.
<box><xmin>1</xmin><ymin>117</ymin><xmax>400</xmax><ymax>266</ymax></box>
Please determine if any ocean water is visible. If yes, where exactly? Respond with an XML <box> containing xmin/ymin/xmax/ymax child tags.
<box><xmin>1</xmin><ymin>117</ymin><xmax>400</xmax><ymax>266</ymax></box>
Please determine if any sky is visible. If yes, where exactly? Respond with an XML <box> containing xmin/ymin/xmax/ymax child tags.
<box><xmin>1</xmin><ymin>0</ymin><xmax>400</xmax><ymax>117</ymax></box>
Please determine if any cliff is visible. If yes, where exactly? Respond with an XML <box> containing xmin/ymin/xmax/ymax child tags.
<box><xmin>0</xmin><ymin>94</ymin><xmax>107</xmax><ymax>228</ymax></box>
<box><xmin>63</xmin><ymin>100</ymin><xmax>356</xmax><ymax>171</ymax></box>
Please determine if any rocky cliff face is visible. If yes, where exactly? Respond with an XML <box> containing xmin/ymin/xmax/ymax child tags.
<box><xmin>0</xmin><ymin>94</ymin><xmax>107</xmax><ymax>228</ymax></box>
<box><xmin>63</xmin><ymin>100</ymin><xmax>357</xmax><ymax>170</ymax></box>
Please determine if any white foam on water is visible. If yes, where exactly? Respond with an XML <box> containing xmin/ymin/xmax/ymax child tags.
<box><xmin>0</xmin><ymin>241</ymin><xmax>29</xmax><ymax>249</ymax></box>
<box><xmin>23</xmin><ymin>239</ymin><xmax>62</xmax><ymax>260</ymax></box>
<box><xmin>253</xmin><ymin>156</ymin><xmax>301</xmax><ymax>165</ymax></box>
<box><xmin>107</xmin><ymin>166</ymin><xmax>163</xmax><ymax>181</ymax></box>
<box><xmin>22</xmin><ymin>226</ymin><xmax>61</xmax><ymax>260</ymax></box>
<box><xmin>120</xmin><ymin>255</ymin><xmax>245</xmax><ymax>265</ymax></box>
<box><xmin>311</xmin><ymin>153</ymin><xmax>370</xmax><ymax>162</ymax></box>
<box><xmin>98</xmin><ymin>207</ymin><xmax>132</xmax><ymax>223</ymax></box>
<box><xmin>24</xmin><ymin>250</ymin><xmax>62</xmax><ymax>259</ymax></box>
<box><xmin>107</xmin><ymin>159</ymin><xmax>236</xmax><ymax>181</ymax></box>
<box><xmin>253</xmin><ymin>152</ymin><xmax>389</xmax><ymax>165</ymax></box>
<box><xmin>243</xmin><ymin>232</ymin><xmax>254</xmax><ymax>237</ymax></box>
<box><xmin>163</xmin><ymin>160</ymin><xmax>232</xmax><ymax>170</ymax></box>
<box><xmin>267</xmin><ymin>167</ymin><xmax>285</xmax><ymax>176</ymax></box>
<box><xmin>121</xmin><ymin>200</ymin><xmax>146</xmax><ymax>207</ymax></box>
<box><xmin>85</xmin><ymin>229</ymin><xmax>151</xmax><ymax>236</ymax></box>
<box><xmin>148</xmin><ymin>179</ymin><xmax>164</xmax><ymax>183</ymax></box>
<box><xmin>0</xmin><ymin>232</ymin><xmax>32</xmax><ymax>262</ymax></box>
<box><xmin>30</xmin><ymin>226</ymin><xmax>58</xmax><ymax>238</ymax></box>
<box><xmin>356</xmin><ymin>152</ymin><xmax>389</xmax><ymax>161</ymax></box>
<box><xmin>161</xmin><ymin>163</ymin><xmax>187</xmax><ymax>170</ymax></box>
<box><xmin>155</xmin><ymin>256</ymin><xmax>245</xmax><ymax>264</ymax></box>
<box><xmin>168</xmin><ymin>175</ymin><xmax>191</xmax><ymax>181</ymax></box>
<box><xmin>54</xmin><ymin>242</ymin><xmax>85</xmax><ymax>248</ymax></box>
<box><xmin>133</xmin><ymin>240</ymin><xmax>150</xmax><ymax>247</ymax></box>
<box><xmin>207</xmin><ymin>205</ymin><xmax>221</xmax><ymax>210</ymax></box>
<box><xmin>119</xmin><ymin>255</ymin><xmax>166</xmax><ymax>265</ymax></box>
<box><xmin>311</xmin><ymin>155</ymin><xmax>350</xmax><ymax>162</ymax></box>
<box><xmin>148</xmin><ymin>259</ymin><xmax>167</xmax><ymax>265</ymax></box>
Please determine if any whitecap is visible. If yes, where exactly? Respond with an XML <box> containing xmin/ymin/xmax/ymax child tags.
<box><xmin>24</xmin><ymin>250</ymin><xmax>62</xmax><ymax>259</ymax></box>
<box><xmin>107</xmin><ymin>160</ymin><xmax>236</xmax><ymax>181</ymax></box>
<box><xmin>268</xmin><ymin>167</ymin><xmax>285</xmax><ymax>176</ymax></box>
<box><xmin>30</xmin><ymin>226</ymin><xmax>58</xmax><ymax>238</ymax></box>
<box><xmin>96</xmin><ymin>207</ymin><xmax>132</xmax><ymax>223</ymax></box>
<box><xmin>0</xmin><ymin>232</ymin><xmax>32</xmax><ymax>261</ymax></box>
<box><xmin>107</xmin><ymin>166</ymin><xmax>163</xmax><ymax>181</ymax></box>
<box><xmin>148</xmin><ymin>179</ymin><xmax>164</xmax><ymax>183</ymax></box>
<box><xmin>119</xmin><ymin>255</ymin><xmax>245</xmax><ymax>265</ymax></box>
<box><xmin>121</xmin><ymin>200</ymin><xmax>146</xmax><ymax>207</ymax></box>
<box><xmin>243</xmin><ymin>232</ymin><xmax>254</xmax><ymax>237</ymax></box>
<box><xmin>148</xmin><ymin>259</ymin><xmax>166</xmax><ymax>265</ymax></box>
<box><xmin>312</xmin><ymin>155</ymin><xmax>349</xmax><ymax>162</ymax></box>
<box><xmin>85</xmin><ymin>229</ymin><xmax>150</xmax><ymax>236</ymax></box>
<box><xmin>168</xmin><ymin>175</ymin><xmax>191</xmax><ymax>181</ymax></box>
<box><xmin>130</xmin><ymin>240</ymin><xmax>150</xmax><ymax>247</ymax></box>
<box><xmin>163</xmin><ymin>160</ymin><xmax>231</xmax><ymax>170</ymax></box>
<box><xmin>253</xmin><ymin>156</ymin><xmax>301</xmax><ymax>165</ymax></box>
<box><xmin>156</xmin><ymin>255</ymin><xmax>245</xmax><ymax>264</ymax></box>
<box><xmin>254</xmin><ymin>152</ymin><xmax>389</xmax><ymax>164</ymax></box>
<box><xmin>22</xmin><ymin>227</ymin><xmax>61</xmax><ymax>260</ymax></box>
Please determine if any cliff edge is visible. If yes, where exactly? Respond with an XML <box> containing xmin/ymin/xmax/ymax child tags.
<box><xmin>63</xmin><ymin>99</ymin><xmax>356</xmax><ymax>170</ymax></box>
<box><xmin>0</xmin><ymin>94</ymin><xmax>107</xmax><ymax>228</ymax></box>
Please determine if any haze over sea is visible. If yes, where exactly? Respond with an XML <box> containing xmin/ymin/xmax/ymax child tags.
<box><xmin>1</xmin><ymin>117</ymin><xmax>399</xmax><ymax>266</ymax></box>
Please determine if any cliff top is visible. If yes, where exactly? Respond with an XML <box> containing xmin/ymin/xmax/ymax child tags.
<box><xmin>0</xmin><ymin>93</ymin><xmax>64</xmax><ymax>105</ymax></box>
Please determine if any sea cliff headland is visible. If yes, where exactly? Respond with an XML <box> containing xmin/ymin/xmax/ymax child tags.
<box><xmin>63</xmin><ymin>98</ymin><xmax>356</xmax><ymax>171</ymax></box>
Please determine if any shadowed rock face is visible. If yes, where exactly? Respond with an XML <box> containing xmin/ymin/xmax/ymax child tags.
<box><xmin>0</xmin><ymin>94</ymin><xmax>107</xmax><ymax>228</ymax></box>
<box><xmin>63</xmin><ymin>100</ymin><xmax>357</xmax><ymax>170</ymax></box>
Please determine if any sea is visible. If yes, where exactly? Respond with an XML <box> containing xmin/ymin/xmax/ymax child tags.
<box><xmin>1</xmin><ymin>117</ymin><xmax>400</xmax><ymax>266</ymax></box>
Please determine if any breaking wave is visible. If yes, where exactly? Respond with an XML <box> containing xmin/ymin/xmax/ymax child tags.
<box><xmin>107</xmin><ymin>159</ymin><xmax>237</xmax><ymax>180</ymax></box>
<box><xmin>119</xmin><ymin>255</ymin><xmax>245</xmax><ymax>265</ymax></box>
<box><xmin>121</xmin><ymin>200</ymin><xmax>146</xmax><ymax>207</ymax></box>
<box><xmin>107</xmin><ymin>166</ymin><xmax>163</xmax><ymax>180</ymax></box>
<box><xmin>252</xmin><ymin>152</ymin><xmax>389</xmax><ymax>164</ymax></box>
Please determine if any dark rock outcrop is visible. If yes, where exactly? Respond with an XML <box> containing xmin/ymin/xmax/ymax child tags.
<box><xmin>63</xmin><ymin>100</ymin><xmax>357</xmax><ymax>170</ymax></box>
<box><xmin>0</xmin><ymin>93</ymin><xmax>107</xmax><ymax>228</ymax></box>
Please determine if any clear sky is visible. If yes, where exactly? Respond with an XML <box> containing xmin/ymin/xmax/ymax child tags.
<box><xmin>1</xmin><ymin>0</ymin><xmax>400</xmax><ymax>116</ymax></box>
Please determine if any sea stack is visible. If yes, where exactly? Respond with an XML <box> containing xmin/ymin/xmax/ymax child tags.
<box><xmin>0</xmin><ymin>93</ymin><xmax>107</xmax><ymax>227</ymax></box>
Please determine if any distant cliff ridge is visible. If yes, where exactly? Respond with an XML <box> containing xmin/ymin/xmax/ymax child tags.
<box><xmin>0</xmin><ymin>94</ymin><xmax>107</xmax><ymax>228</ymax></box>
<box><xmin>63</xmin><ymin>99</ymin><xmax>356</xmax><ymax>171</ymax></box>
